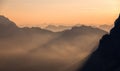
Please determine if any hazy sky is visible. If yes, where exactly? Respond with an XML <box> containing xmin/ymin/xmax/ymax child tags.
<box><xmin>0</xmin><ymin>0</ymin><xmax>120</xmax><ymax>27</ymax></box>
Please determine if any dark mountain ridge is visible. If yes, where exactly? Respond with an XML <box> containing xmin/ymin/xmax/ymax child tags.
<box><xmin>78</xmin><ymin>14</ymin><xmax>120</xmax><ymax>71</ymax></box>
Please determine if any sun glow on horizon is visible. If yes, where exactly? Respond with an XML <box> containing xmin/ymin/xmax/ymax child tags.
<box><xmin>0</xmin><ymin>0</ymin><xmax>120</xmax><ymax>27</ymax></box>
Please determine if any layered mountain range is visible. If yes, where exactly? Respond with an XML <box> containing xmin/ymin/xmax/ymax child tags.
<box><xmin>0</xmin><ymin>15</ymin><xmax>107</xmax><ymax>71</ymax></box>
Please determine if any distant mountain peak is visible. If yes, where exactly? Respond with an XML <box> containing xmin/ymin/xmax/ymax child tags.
<box><xmin>0</xmin><ymin>15</ymin><xmax>12</xmax><ymax>23</ymax></box>
<box><xmin>0</xmin><ymin>15</ymin><xmax>17</xmax><ymax>27</ymax></box>
<box><xmin>71</xmin><ymin>25</ymin><xmax>102</xmax><ymax>32</ymax></box>
<box><xmin>45</xmin><ymin>25</ymin><xmax>71</xmax><ymax>32</ymax></box>
<box><xmin>0</xmin><ymin>15</ymin><xmax>19</xmax><ymax>36</ymax></box>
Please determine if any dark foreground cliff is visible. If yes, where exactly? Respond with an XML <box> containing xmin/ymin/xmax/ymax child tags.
<box><xmin>78</xmin><ymin>14</ymin><xmax>120</xmax><ymax>71</ymax></box>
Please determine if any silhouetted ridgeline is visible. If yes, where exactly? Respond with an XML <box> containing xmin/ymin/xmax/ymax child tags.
<box><xmin>98</xmin><ymin>24</ymin><xmax>113</xmax><ymax>32</ymax></box>
<box><xmin>45</xmin><ymin>25</ymin><xmax>72</xmax><ymax>32</ymax></box>
<box><xmin>0</xmin><ymin>15</ymin><xmax>107</xmax><ymax>71</ymax></box>
<box><xmin>78</xmin><ymin>14</ymin><xmax>120</xmax><ymax>71</ymax></box>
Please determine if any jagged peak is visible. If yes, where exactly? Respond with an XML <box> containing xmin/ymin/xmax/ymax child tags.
<box><xmin>0</xmin><ymin>15</ymin><xmax>17</xmax><ymax>26</ymax></box>
<box><xmin>0</xmin><ymin>15</ymin><xmax>9</xmax><ymax>21</ymax></box>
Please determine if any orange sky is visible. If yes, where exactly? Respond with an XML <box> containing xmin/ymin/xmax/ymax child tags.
<box><xmin>0</xmin><ymin>0</ymin><xmax>120</xmax><ymax>27</ymax></box>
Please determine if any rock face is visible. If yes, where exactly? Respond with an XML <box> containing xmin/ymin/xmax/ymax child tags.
<box><xmin>78</xmin><ymin>14</ymin><xmax>120</xmax><ymax>71</ymax></box>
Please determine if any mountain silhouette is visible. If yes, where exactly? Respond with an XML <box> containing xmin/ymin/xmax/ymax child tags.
<box><xmin>33</xmin><ymin>25</ymin><xmax>106</xmax><ymax>52</ymax></box>
<box><xmin>0</xmin><ymin>15</ymin><xmax>19</xmax><ymax>37</ymax></box>
<box><xmin>0</xmin><ymin>15</ymin><xmax>54</xmax><ymax>38</ymax></box>
<box><xmin>31</xmin><ymin>25</ymin><xmax>106</xmax><ymax>71</ymax></box>
<box><xmin>77</xmin><ymin>14</ymin><xmax>120</xmax><ymax>71</ymax></box>
<box><xmin>0</xmin><ymin>15</ymin><xmax>17</xmax><ymax>28</ymax></box>
<box><xmin>45</xmin><ymin>25</ymin><xmax>72</xmax><ymax>32</ymax></box>
<box><xmin>99</xmin><ymin>24</ymin><xmax>113</xmax><ymax>32</ymax></box>
<box><xmin>0</xmin><ymin>15</ymin><xmax>107</xmax><ymax>71</ymax></box>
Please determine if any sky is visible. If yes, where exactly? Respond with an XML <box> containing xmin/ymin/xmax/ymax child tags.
<box><xmin>0</xmin><ymin>0</ymin><xmax>120</xmax><ymax>27</ymax></box>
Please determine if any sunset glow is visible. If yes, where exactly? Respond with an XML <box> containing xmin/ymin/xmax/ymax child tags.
<box><xmin>0</xmin><ymin>0</ymin><xmax>120</xmax><ymax>27</ymax></box>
